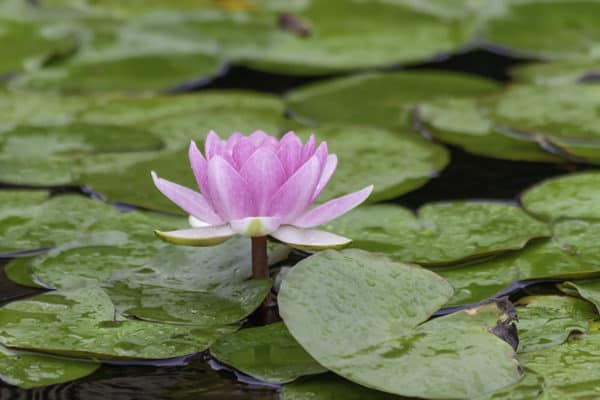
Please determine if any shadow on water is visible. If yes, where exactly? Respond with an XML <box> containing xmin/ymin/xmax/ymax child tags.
<box><xmin>0</xmin><ymin>48</ymin><xmax>592</xmax><ymax>399</ymax></box>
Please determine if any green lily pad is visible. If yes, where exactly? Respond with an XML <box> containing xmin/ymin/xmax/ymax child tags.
<box><xmin>0</xmin><ymin>287</ymin><xmax>234</xmax><ymax>360</ymax></box>
<box><xmin>210</xmin><ymin>322</ymin><xmax>327</xmax><ymax>384</ymax></box>
<box><xmin>279</xmin><ymin>249</ymin><xmax>521</xmax><ymax>399</ymax></box>
<box><xmin>286</xmin><ymin>71</ymin><xmax>500</xmax><ymax>131</ymax></box>
<box><xmin>515</xmin><ymin>295</ymin><xmax>596</xmax><ymax>353</ymax></box>
<box><xmin>0</xmin><ymin>344</ymin><xmax>100</xmax><ymax>389</ymax></box>
<box><xmin>560</xmin><ymin>280</ymin><xmax>600</xmax><ymax>314</ymax></box>
<box><xmin>472</xmin><ymin>369</ymin><xmax>545</xmax><ymax>400</ymax></box>
<box><xmin>6</xmin><ymin>210</ymin><xmax>185</xmax><ymax>289</ymax></box>
<box><xmin>281</xmin><ymin>374</ymin><xmax>405</xmax><ymax>400</ymax></box>
<box><xmin>483</xmin><ymin>1</ymin><xmax>600</xmax><ymax>60</ymax></box>
<box><xmin>519</xmin><ymin>324</ymin><xmax>600</xmax><ymax>399</ymax></box>
<box><xmin>0</xmin><ymin>19</ymin><xmax>77</xmax><ymax>74</ymax></box>
<box><xmin>511</xmin><ymin>61</ymin><xmax>600</xmax><ymax>86</ymax></box>
<box><xmin>249</xmin><ymin>0</ymin><xmax>477</xmax><ymax>74</ymax></box>
<box><xmin>102</xmin><ymin>238</ymin><xmax>288</xmax><ymax>326</ymax></box>
<box><xmin>434</xmin><ymin>219</ymin><xmax>600</xmax><ymax>306</ymax></box>
<box><xmin>417</xmin><ymin>98</ymin><xmax>561</xmax><ymax>162</ymax></box>
<box><xmin>297</xmin><ymin>125</ymin><xmax>449</xmax><ymax>203</ymax></box>
<box><xmin>0</xmin><ymin>192</ymin><xmax>120</xmax><ymax>255</ymax></box>
<box><xmin>521</xmin><ymin>172</ymin><xmax>600</xmax><ymax>221</ymax></box>
<box><xmin>326</xmin><ymin>202</ymin><xmax>550</xmax><ymax>265</ymax></box>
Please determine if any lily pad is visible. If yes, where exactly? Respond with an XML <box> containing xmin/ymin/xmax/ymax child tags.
<box><xmin>249</xmin><ymin>0</ymin><xmax>477</xmax><ymax>74</ymax></box>
<box><xmin>281</xmin><ymin>374</ymin><xmax>404</xmax><ymax>400</ymax></box>
<box><xmin>0</xmin><ymin>192</ymin><xmax>120</xmax><ymax>255</ymax></box>
<box><xmin>511</xmin><ymin>61</ymin><xmax>600</xmax><ymax>86</ymax></box>
<box><xmin>326</xmin><ymin>202</ymin><xmax>550</xmax><ymax>265</ymax></box>
<box><xmin>521</xmin><ymin>172</ymin><xmax>600</xmax><ymax>221</ymax></box>
<box><xmin>434</xmin><ymin>219</ymin><xmax>600</xmax><ymax>306</ymax></box>
<box><xmin>519</xmin><ymin>324</ymin><xmax>600</xmax><ymax>399</ymax></box>
<box><xmin>279</xmin><ymin>249</ymin><xmax>521</xmax><ymax>399</ymax></box>
<box><xmin>515</xmin><ymin>295</ymin><xmax>596</xmax><ymax>353</ymax></box>
<box><xmin>210</xmin><ymin>322</ymin><xmax>327</xmax><ymax>384</ymax></box>
<box><xmin>560</xmin><ymin>280</ymin><xmax>600</xmax><ymax>314</ymax></box>
<box><xmin>483</xmin><ymin>1</ymin><xmax>600</xmax><ymax>60</ymax></box>
<box><xmin>297</xmin><ymin>125</ymin><xmax>449</xmax><ymax>203</ymax></box>
<box><xmin>417</xmin><ymin>98</ymin><xmax>561</xmax><ymax>162</ymax></box>
<box><xmin>286</xmin><ymin>71</ymin><xmax>500</xmax><ymax>131</ymax></box>
<box><xmin>6</xmin><ymin>210</ymin><xmax>185</xmax><ymax>289</ymax></box>
<box><xmin>0</xmin><ymin>287</ymin><xmax>234</xmax><ymax>360</ymax></box>
<box><xmin>102</xmin><ymin>238</ymin><xmax>288</xmax><ymax>326</ymax></box>
<box><xmin>0</xmin><ymin>345</ymin><xmax>100</xmax><ymax>389</ymax></box>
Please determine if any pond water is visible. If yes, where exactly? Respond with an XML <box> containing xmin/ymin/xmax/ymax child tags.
<box><xmin>0</xmin><ymin>47</ymin><xmax>594</xmax><ymax>399</ymax></box>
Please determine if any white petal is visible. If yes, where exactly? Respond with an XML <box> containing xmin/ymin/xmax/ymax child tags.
<box><xmin>230</xmin><ymin>216</ymin><xmax>282</xmax><ymax>237</ymax></box>
<box><xmin>188</xmin><ymin>215</ymin><xmax>211</xmax><ymax>228</ymax></box>
<box><xmin>270</xmin><ymin>226</ymin><xmax>351</xmax><ymax>251</ymax></box>
<box><xmin>154</xmin><ymin>226</ymin><xmax>235</xmax><ymax>246</ymax></box>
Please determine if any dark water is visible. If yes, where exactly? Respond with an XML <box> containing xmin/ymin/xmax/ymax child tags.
<box><xmin>0</xmin><ymin>49</ymin><xmax>597</xmax><ymax>400</ymax></box>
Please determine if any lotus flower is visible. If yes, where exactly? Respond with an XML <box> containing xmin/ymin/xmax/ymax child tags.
<box><xmin>151</xmin><ymin>130</ymin><xmax>373</xmax><ymax>250</ymax></box>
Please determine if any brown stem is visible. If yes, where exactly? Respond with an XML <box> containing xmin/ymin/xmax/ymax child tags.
<box><xmin>251</xmin><ymin>236</ymin><xmax>276</xmax><ymax>324</ymax></box>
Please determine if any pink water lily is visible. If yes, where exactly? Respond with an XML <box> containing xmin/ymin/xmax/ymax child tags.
<box><xmin>151</xmin><ymin>130</ymin><xmax>373</xmax><ymax>250</ymax></box>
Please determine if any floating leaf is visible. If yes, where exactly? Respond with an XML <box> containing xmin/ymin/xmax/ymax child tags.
<box><xmin>434</xmin><ymin>220</ymin><xmax>600</xmax><ymax>306</ymax></box>
<box><xmin>511</xmin><ymin>61</ymin><xmax>600</xmax><ymax>86</ymax></box>
<box><xmin>102</xmin><ymin>238</ymin><xmax>288</xmax><ymax>326</ymax></box>
<box><xmin>296</xmin><ymin>125</ymin><xmax>449</xmax><ymax>202</ymax></box>
<box><xmin>483</xmin><ymin>1</ymin><xmax>600</xmax><ymax>60</ymax></box>
<box><xmin>560</xmin><ymin>280</ymin><xmax>600</xmax><ymax>314</ymax></box>
<box><xmin>210</xmin><ymin>322</ymin><xmax>327</xmax><ymax>384</ymax></box>
<box><xmin>521</xmin><ymin>172</ymin><xmax>600</xmax><ymax>221</ymax></box>
<box><xmin>249</xmin><ymin>1</ymin><xmax>477</xmax><ymax>74</ymax></box>
<box><xmin>0</xmin><ymin>287</ymin><xmax>234</xmax><ymax>360</ymax></box>
<box><xmin>0</xmin><ymin>345</ymin><xmax>99</xmax><ymax>389</ymax></box>
<box><xmin>279</xmin><ymin>250</ymin><xmax>521</xmax><ymax>399</ymax></box>
<box><xmin>281</xmin><ymin>374</ymin><xmax>403</xmax><ymax>400</ymax></box>
<box><xmin>326</xmin><ymin>202</ymin><xmax>549</xmax><ymax>265</ymax></box>
<box><xmin>515</xmin><ymin>295</ymin><xmax>596</xmax><ymax>353</ymax></box>
<box><xmin>286</xmin><ymin>71</ymin><xmax>500</xmax><ymax>130</ymax></box>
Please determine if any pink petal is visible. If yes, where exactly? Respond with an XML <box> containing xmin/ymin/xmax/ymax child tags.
<box><xmin>207</xmin><ymin>155</ymin><xmax>255</xmax><ymax>220</ymax></box>
<box><xmin>230</xmin><ymin>216</ymin><xmax>281</xmax><ymax>236</ymax></box>
<box><xmin>248</xmin><ymin>130</ymin><xmax>270</xmax><ymax>146</ymax></box>
<box><xmin>292</xmin><ymin>185</ymin><xmax>374</xmax><ymax>228</ymax></box>
<box><xmin>232</xmin><ymin>137</ymin><xmax>258</xmax><ymax>170</ymax></box>
<box><xmin>154</xmin><ymin>225</ymin><xmax>235</xmax><ymax>246</ymax></box>
<box><xmin>204</xmin><ymin>130</ymin><xmax>225</xmax><ymax>159</ymax></box>
<box><xmin>270</xmin><ymin>226</ymin><xmax>351</xmax><ymax>250</ymax></box>
<box><xmin>314</xmin><ymin>141</ymin><xmax>328</xmax><ymax>171</ymax></box>
<box><xmin>188</xmin><ymin>141</ymin><xmax>211</xmax><ymax>199</ymax></box>
<box><xmin>225</xmin><ymin>132</ymin><xmax>243</xmax><ymax>153</ymax></box>
<box><xmin>277</xmin><ymin>131</ymin><xmax>303</xmax><ymax>175</ymax></box>
<box><xmin>240</xmin><ymin>147</ymin><xmax>287</xmax><ymax>214</ymax></box>
<box><xmin>268</xmin><ymin>155</ymin><xmax>321</xmax><ymax>223</ymax></box>
<box><xmin>301</xmin><ymin>134</ymin><xmax>316</xmax><ymax>161</ymax></box>
<box><xmin>311</xmin><ymin>154</ymin><xmax>337</xmax><ymax>201</ymax></box>
<box><xmin>151</xmin><ymin>171</ymin><xmax>223</xmax><ymax>225</ymax></box>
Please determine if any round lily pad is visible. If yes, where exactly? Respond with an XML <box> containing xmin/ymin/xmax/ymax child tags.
<box><xmin>326</xmin><ymin>202</ymin><xmax>550</xmax><ymax>265</ymax></box>
<box><xmin>515</xmin><ymin>295</ymin><xmax>596</xmax><ymax>353</ymax></box>
<box><xmin>511</xmin><ymin>61</ymin><xmax>600</xmax><ymax>86</ymax></box>
<box><xmin>249</xmin><ymin>0</ymin><xmax>477</xmax><ymax>74</ymax></box>
<box><xmin>0</xmin><ymin>287</ymin><xmax>235</xmax><ymax>360</ymax></box>
<box><xmin>483</xmin><ymin>1</ymin><xmax>600</xmax><ymax>60</ymax></box>
<box><xmin>521</xmin><ymin>172</ymin><xmax>600</xmax><ymax>221</ymax></box>
<box><xmin>434</xmin><ymin>219</ymin><xmax>600</xmax><ymax>306</ymax></box>
<box><xmin>0</xmin><ymin>344</ymin><xmax>100</xmax><ymax>389</ymax></box>
<box><xmin>560</xmin><ymin>280</ymin><xmax>600</xmax><ymax>314</ymax></box>
<box><xmin>286</xmin><ymin>71</ymin><xmax>500</xmax><ymax>131</ymax></box>
<box><xmin>298</xmin><ymin>125</ymin><xmax>449</xmax><ymax>203</ymax></box>
<box><xmin>279</xmin><ymin>249</ymin><xmax>521</xmax><ymax>399</ymax></box>
<box><xmin>210</xmin><ymin>322</ymin><xmax>327</xmax><ymax>384</ymax></box>
<box><xmin>281</xmin><ymin>374</ymin><xmax>402</xmax><ymax>400</ymax></box>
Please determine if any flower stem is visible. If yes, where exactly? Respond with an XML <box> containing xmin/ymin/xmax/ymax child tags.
<box><xmin>251</xmin><ymin>236</ymin><xmax>268</xmax><ymax>280</ymax></box>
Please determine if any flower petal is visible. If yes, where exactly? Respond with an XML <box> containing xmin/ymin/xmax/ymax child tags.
<box><xmin>269</xmin><ymin>155</ymin><xmax>321</xmax><ymax>223</ymax></box>
<box><xmin>240</xmin><ymin>147</ymin><xmax>286</xmax><ymax>214</ymax></box>
<box><xmin>311</xmin><ymin>154</ymin><xmax>337</xmax><ymax>201</ymax></box>
<box><xmin>270</xmin><ymin>226</ymin><xmax>351</xmax><ymax>250</ymax></box>
<box><xmin>293</xmin><ymin>185</ymin><xmax>373</xmax><ymax>228</ymax></box>
<box><xmin>188</xmin><ymin>141</ymin><xmax>211</xmax><ymax>198</ymax></box>
<box><xmin>204</xmin><ymin>130</ymin><xmax>225</xmax><ymax>159</ymax></box>
<box><xmin>278</xmin><ymin>131</ymin><xmax>303</xmax><ymax>175</ymax></box>
<box><xmin>302</xmin><ymin>133</ymin><xmax>316</xmax><ymax>162</ymax></box>
<box><xmin>151</xmin><ymin>171</ymin><xmax>223</xmax><ymax>225</ymax></box>
<box><xmin>230</xmin><ymin>216</ymin><xmax>281</xmax><ymax>237</ymax></box>
<box><xmin>188</xmin><ymin>215</ymin><xmax>210</xmax><ymax>227</ymax></box>
<box><xmin>232</xmin><ymin>137</ymin><xmax>258</xmax><ymax>170</ymax></box>
<box><xmin>154</xmin><ymin>226</ymin><xmax>235</xmax><ymax>246</ymax></box>
<box><xmin>207</xmin><ymin>155</ymin><xmax>255</xmax><ymax>219</ymax></box>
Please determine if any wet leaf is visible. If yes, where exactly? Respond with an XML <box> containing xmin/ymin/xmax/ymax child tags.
<box><xmin>281</xmin><ymin>374</ymin><xmax>405</xmax><ymax>400</ymax></box>
<box><xmin>560</xmin><ymin>280</ymin><xmax>600</xmax><ymax>314</ymax></box>
<box><xmin>210</xmin><ymin>322</ymin><xmax>327</xmax><ymax>384</ymax></box>
<box><xmin>326</xmin><ymin>202</ymin><xmax>550</xmax><ymax>265</ymax></box>
<box><xmin>279</xmin><ymin>250</ymin><xmax>521</xmax><ymax>399</ymax></box>
<box><xmin>511</xmin><ymin>61</ymin><xmax>600</xmax><ymax>86</ymax></box>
